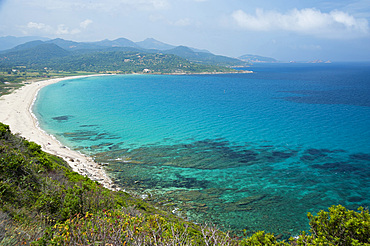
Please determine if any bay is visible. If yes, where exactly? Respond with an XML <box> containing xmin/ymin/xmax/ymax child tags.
<box><xmin>34</xmin><ymin>62</ymin><xmax>370</xmax><ymax>237</ymax></box>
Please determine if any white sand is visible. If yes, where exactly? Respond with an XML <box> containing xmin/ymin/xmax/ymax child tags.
<box><xmin>0</xmin><ymin>75</ymin><xmax>119</xmax><ymax>190</ymax></box>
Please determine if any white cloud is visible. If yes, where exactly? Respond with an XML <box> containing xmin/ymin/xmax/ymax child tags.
<box><xmin>80</xmin><ymin>19</ymin><xmax>93</xmax><ymax>29</ymax></box>
<box><xmin>25</xmin><ymin>21</ymin><xmax>87</xmax><ymax>36</ymax></box>
<box><xmin>56</xmin><ymin>24</ymin><xmax>70</xmax><ymax>35</ymax></box>
<box><xmin>27</xmin><ymin>22</ymin><xmax>52</xmax><ymax>32</ymax></box>
<box><xmin>231</xmin><ymin>8</ymin><xmax>369</xmax><ymax>38</ymax></box>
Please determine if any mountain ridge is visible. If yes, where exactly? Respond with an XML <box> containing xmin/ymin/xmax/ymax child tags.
<box><xmin>1</xmin><ymin>37</ymin><xmax>248</xmax><ymax>67</ymax></box>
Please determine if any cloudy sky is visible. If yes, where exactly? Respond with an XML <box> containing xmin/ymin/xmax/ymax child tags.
<box><xmin>0</xmin><ymin>0</ymin><xmax>369</xmax><ymax>61</ymax></box>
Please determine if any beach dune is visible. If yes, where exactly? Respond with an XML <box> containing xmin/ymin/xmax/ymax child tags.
<box><xmin>0</xmin><ymin>76</ymin><xmax>117</xmax><ymax>190</ymax></box>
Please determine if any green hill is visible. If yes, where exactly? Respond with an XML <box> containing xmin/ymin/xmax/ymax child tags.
<box><xmin>0</xmin><ymin>38</ymin><xmax>250</xmax><ymax>71</ymax></box>
<box><xmin>0</xmin><ymin>43</ymin><xmax>69</xmax><ymax>65</ymax></box>
<box><xmin>0</xmin><ymin>41</ymin><xmax>236</xmax><ymax>74</ymax></box>
<box><xmin>165</xmin><ymin>46</ymin><xmax>249</xmax><ymax>67</ymax></box>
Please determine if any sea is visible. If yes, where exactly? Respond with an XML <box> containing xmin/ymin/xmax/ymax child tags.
<box><xmin>34</xmin><ymin>62</ymin><xmax>370</xmax><ymax>238</ymax></box>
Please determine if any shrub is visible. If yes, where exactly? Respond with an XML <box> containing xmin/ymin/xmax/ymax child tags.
<box><xmin>295</xmin><ymin>205</ymin><xmax>370</xmax><ymax>246</ymax></box>
<box><xmin>240</xmin><ymin>231</ymin><xmax>289</xmax><ymax>246</ymax></box>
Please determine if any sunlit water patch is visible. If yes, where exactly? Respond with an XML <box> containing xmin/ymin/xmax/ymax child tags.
<box><xmin>34</xmin><ymin>63</ymin><xmax>370</xmax><ymax>238</ymax></box>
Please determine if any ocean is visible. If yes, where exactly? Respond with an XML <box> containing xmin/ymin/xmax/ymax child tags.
<box><xmin>34</xmin><ymin>62</ymin><xmax>370</xmax><ymax>237</ymax></box>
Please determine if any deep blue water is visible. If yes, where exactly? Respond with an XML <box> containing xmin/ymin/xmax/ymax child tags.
<box><xmin>34</xmin><ymin>62</ymin><xmax>370</xmax><ymax>237</ymax></box>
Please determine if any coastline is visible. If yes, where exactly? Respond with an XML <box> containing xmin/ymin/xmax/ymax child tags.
<box><xmin>0</xmin><ymin>75</ymin><xmax>118</xmax><ymax>191</ymax></box>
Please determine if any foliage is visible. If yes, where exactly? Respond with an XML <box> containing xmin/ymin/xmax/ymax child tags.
<box><xmin>0</xmin><ymin>74</ymin><xmax>24</xmax><ymax>95</ymax></box>
<box><xmin>239</xmin><ymin>231</ymin><xmax>289</xmax><ymax>245</ymax></box>
<box><xmin>295</xmin><ymin>205</ymin><xmax>370</xmax><ymax>246</ymax></box>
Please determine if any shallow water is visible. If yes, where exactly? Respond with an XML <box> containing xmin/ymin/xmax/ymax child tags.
<box><xmin>34</xmin><ymin>62</ymin><xmax>370</xmax><ymax>237</ymax></box>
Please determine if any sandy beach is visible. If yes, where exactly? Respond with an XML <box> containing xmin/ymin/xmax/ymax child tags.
<box><xmin>0</xmin><ymin>75</ymin><xmax>118</xmax><ymax>190</ymax></box>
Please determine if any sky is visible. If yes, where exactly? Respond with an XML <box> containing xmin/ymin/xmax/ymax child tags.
<box><xmin>0</xmin><ymin>0</ymin><xmax>370</xmax><ymax>61</ymax></box>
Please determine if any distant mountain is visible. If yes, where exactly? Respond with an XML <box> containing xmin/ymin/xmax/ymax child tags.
<box><xmin>165</xmin><ymin>46</ymin><xmax>249</xmax><ymax>67</ymax></box>
<box><xmin>0</xmin><ymin>43</ymin><xmax>69</xmax><ymax>65</ymax></box>
<box><xmin>0</xmin><ymin>43</ymin><xmax>235</xmax><ymax>74</ymax></box>
<box><xmin>0</xmin><ymin>36</ymin><xmax>50</xmax><ymax>51</ymax></box>
<box><xmin>135</xmin><ymin>38</ymin><xmax>210</xmax><ymax>53</ymax></box>
<box><xmin>0</xmin><ymin>36</ymin><xmax>250</xmax><ymax>68</ymax></box>
<box><xmin>239</xmin><ymin>54</ymin><xmax>277</xmax><ymax>63</ymax></box>
<box><xmin>93</xmin><ymin>38</ymin><xmax>139</xmax><ymax>48</ymax></box>
<box><xmin>3</xmin><ymin>40</ymin><xmax>45</xmax><ymax>52</ymax></box>
<box><xmin>45</xmin><ymin>38</ymin><xmax>105</xmax><ymax>50</ymax></box>
<box><xmin>136</xmin><ymin>38</ymin><xmax>175</xmax><ymax>50</ymax></box>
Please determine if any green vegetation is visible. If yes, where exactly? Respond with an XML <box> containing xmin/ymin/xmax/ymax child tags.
<box><xmin>0</xmin><ymin>42</ymin><xmax>236</xmax><ymax>76</ymax></box>
<box><xmin>1</xmin><ymin>121</ymin><xmax>370</xmax><ymax>245</ymax></box>
<box><xmin>44</xmin><ymin>51</ymin><xmax>235</xmax><ymax>74</ymax></box>
<box><xmin>0</xmin><ymin>70</ymin><xmax>94</xmax><ymax>96</ymax></box>
<box><xmin>163</xmin><ymin>46</ymin><xmax>248</xmax><ymax>67</ymax></box>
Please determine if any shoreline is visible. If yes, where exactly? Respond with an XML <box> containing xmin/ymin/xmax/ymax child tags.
<box><xmin>0</xmin><ymin>71</ymin><xmax>252</xmax><ymax>191</ymax></box>
<box><xmin>0</xmin><ymin>75</ymin><xmax>119</xmax><ymax>191</ymax></box>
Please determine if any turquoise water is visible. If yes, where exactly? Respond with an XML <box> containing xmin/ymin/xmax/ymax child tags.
<box><xmin>34</xmin><ymin>63</ymin><xmax>370</xmax><ymax>237</ymax></box>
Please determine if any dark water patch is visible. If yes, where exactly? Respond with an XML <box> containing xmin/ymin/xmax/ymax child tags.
<box><xmin>311</xmin><ymin>162</ymin><xmax>359</xmax><ymax>173</ymax></box>
<box><xmin>62</xmin><ymin>131</ymin><xmax>99</xmax><ymax>141</ymax></box>
<box><xmin>310</xmin><ymin>160</ymin><xmax>370</xmax><ymax>177</ymax></box>
<box><xmin>300</xmin><ymin>155</ymin><xmax>317</xmax><ymax>161</ymax></box>
<box><xmin>93</xmin><ymin>139</ymin><xmax>370</xmax><ymax>238</ymax></box>
<box><xmin>278</xmin><ymin>90</ymin><xmax>370</xmax><ymax>107</ymax></box>
<box><xmin>301</xmin><ymin>148</ymin><xmax>347</xmax><ymax>163</ymax></box>
<box><xmin>108</xmin><ymin>142</ymin><xmax>125</xmax><ymax>151</ymax></box>
<box><xmin>61</xmin><ymin>130</ymin><xmax>121</xmax><ymax>152</ymax></box>
<box><xmin>90</xmin><ymin>142</ymin><xmax>114</xmax><ymax>150</ymax></box>
<box><xmin>101</xmin><ymin>139</ymin><xmax>297</xmax><ymax>170</ymax></box>
<box><xmin>271</xmin><ymin>151</ymin><xmax>297</xmax><ymax>160</ymax></box>
<box><xmin>350</xmin><ymin>153</ymin><xmax>370</xmax><ymax>161</ymax></box>
<box><xmin>80</xmin><ymin>124</ymin><xmax>99</xmax><ymax>128</ymax></box>
<box><xmin>52</xmin><ymin>115</ymin><xmax>73</xmax><ymax>122</ymax></box>
<box><xmin>348</xmin><ymin>196</ymin><xmax>364</xmax><ymax>203</ymax></box>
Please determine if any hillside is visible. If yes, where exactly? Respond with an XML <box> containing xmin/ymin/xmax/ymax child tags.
<box><xmin>164</xmin><ymin>46</ymin><xmax>249</xmax><ymax>67</ymax></box>
<box><xmin>0</xmin><ymin>41</ymin><xmax>235</xmax><ymax>74</ymax></box>
<box><xmin>0</xmin><ymin>37</ymin><xmax>249</xmax><ymax>69</ymax></box>
<box><xmin>0</xmin><ymin>43</ymin><xmax>70</xmax><ymax>65</ymax></box>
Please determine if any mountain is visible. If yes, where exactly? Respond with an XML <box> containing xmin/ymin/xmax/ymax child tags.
<box><xmin>135</xmin><ymin>38</ymin><xmax>210</xmax><ymax>53</ymax></box>
<box><xmin>0</xmin><ymin>36</ymin><xmax>249</xmax><ymax>70</ymax></box>
<box><xmin>2</xmin><ymin>40</ymin><xmax>45</xmax><ymax>52</ymax></box>
<box><xmin>165</xmin><ymin>46</ymin><xmax>249</xmax><ymax>67</ymax></box>
<box><xmin>45</xmin><ymin>38</ymin><xmax>105</xmax><ymax>50</ymax></box>
<box><xmin>0</xmin><ymin>43</ymin><xmax>69</xmax><ymax>65</ymax></box>
<box><xmin>0</xmin><ymin>36</ymin><xmax>50</xmax><ymax>51</ymax></box>
<box><xmin>93</xmin><ymin>38</ymin><xmax>139</xmax><ymax>48</ymax></box>
<box><xmin>239</xmin><ymin>54</ymin><xmax>277</xmax><ymax>63</ymax></box>
<box><xmin>136</xmin><ymin>38</ymin><xmax>175</xmax><ymax>50</ymax></box>
<box><xmin>0</xmin><ymin>41</ymin><xmax>234</xmax><ymax>74</ymax></box>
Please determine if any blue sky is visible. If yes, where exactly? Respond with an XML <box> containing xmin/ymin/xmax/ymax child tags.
<box><xmin>0</xmin><ymin>0</ymin><xmax>369</xmax><ymax>61</ymax></box>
